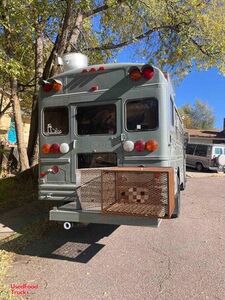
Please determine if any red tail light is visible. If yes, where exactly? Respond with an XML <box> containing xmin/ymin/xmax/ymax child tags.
<box><xmin>43</xmin><ymin>82</ymin><xmax>53</xmax><ymax>92</ymax></box>
<box><xmin>129</xmin><ymin>67</ymin><xmax>142</xmax><ymax>81</ymax></box>
<box><xmin>141</xmin><ymin>65</ymin><xmax>154</xmax><ymax>80</ymax></box>
<box><xmin>90</xmin><ymin>67</ymin><xmax>97</xmax><ymax>72</ymax></box>
<box><xmin>129</xmin><ymin>65</ymin><xmax>154</xmax><ymax>81</ymax></box>
<box><xmin>49</xmin><ymin>143</ymin><xmax>60</xmax><ymax>153</ymax></box>
<box><xmin>145</xmin><ymin>139</ymin><xmax>158</xmax><ymax>152</ymax></box>
<box><xmin>134</xmin><ymin>140</ymin><xmax>145</xmax><ymax>152</ymax></box>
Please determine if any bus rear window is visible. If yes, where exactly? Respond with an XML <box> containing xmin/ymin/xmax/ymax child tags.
<box><xmin>126</xmin><ymin>98</ymin><xmax>158</xmax><ymax>131</ymax></box>
<box><xmin>77</xmin><ymin>104</ymin><xmax>116</xmax><ymax>135</ymax></box>
<box><xmin>43</xmin><ymin>107</ymin><xmax>69</xmax><ymax>135</ymax></box>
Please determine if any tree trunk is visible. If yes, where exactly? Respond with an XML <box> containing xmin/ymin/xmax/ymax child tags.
<box><xmin>27</xmin><ymin>21</ymin><xmax>44</xmax><ymax>166</ymax></box>
<box><xmin>11</xmin><ymin>78</ymin><xmax>29</xmax><ymax>171</ymax></box>
<box><xmin>66</xmin><ymin>11</ymin><xmax>83</xmax><ymax>53</ymax></box>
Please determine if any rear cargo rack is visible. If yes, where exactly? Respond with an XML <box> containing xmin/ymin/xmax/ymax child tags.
<box><xmin>77</xmin><ymin>167</ymin><xmax>174</xmax><ymax>219</ymax></box>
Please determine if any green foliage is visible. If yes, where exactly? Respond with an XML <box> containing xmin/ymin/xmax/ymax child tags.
<box><xmin>178</xmin><ymin>99</ymin><xmax>215</xmax><ymax>129</ymax></box>
<box><xmin>0</xmin><ymin>0</ymin><xmax>224</xmax><ymax>117</ymax></box>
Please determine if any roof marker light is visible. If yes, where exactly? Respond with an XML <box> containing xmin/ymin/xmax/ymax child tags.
<box><xmin>98</xmin><ymin>66</ymin><xmax>105</xmax><ymax>71</ymax></box>
<box><xmin>90</xmin><ymin>85</ymin><xmax>99</xmax><ymax>92</ymax></box>
<box><xmin>90</xmin><ymin>67</ymin><xmax>97</xmax><ymax>72</ymax></box>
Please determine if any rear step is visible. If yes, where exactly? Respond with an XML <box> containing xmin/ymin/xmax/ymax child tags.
<box><xmin>50</xmin><ymin>202</ymin><xmax>161</xmax><ymax>227</ymax></box>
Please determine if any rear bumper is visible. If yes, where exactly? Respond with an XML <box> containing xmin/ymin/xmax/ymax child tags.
<box><xmin>50</xmin><ymin>204</ymin><xmax>161</xmax><ymax>227</ymax></box>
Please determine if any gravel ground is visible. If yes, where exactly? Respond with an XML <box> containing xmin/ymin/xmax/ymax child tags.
<box><xmin>5</xmin><ymin>177</ymin><xmax>225</xmax><ymax>300</ymax></box>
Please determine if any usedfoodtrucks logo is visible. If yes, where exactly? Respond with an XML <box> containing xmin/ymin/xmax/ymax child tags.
<box><xmin>11</xmin><ymin>283</ymin><xmax>39</xmax><ymax>296</ymax></box>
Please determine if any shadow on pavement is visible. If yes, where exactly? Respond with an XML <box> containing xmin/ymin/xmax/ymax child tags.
<box><xmin>1</xmin><ymin>222</ymin><xmax>119</xmax><ymax>264</ymax></box>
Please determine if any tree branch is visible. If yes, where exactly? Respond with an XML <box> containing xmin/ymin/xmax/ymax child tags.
<box><xmin>0</xmin><ymin>102</ymin><xmax>11</xmax><ymax>117</ymax></box>
<box><xmin>189</xmin><ymin>37</ymin><xmax>220</xmax><ymax>56</ymax></box>
<box><xmin>84</xmin><ymin>0</ymin><xmax>125</xmax><ymax>18</ymax></box>
<box><xmin>85</xmin><ymin>25</ymin><xmax>178</xmax><ymax>51</ymax></box>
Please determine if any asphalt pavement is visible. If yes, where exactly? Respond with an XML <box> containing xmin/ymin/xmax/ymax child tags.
<box><xmin>5</xmin><ymin>176</ymin><xmax>225</xmax><ymax>300</ymax></box>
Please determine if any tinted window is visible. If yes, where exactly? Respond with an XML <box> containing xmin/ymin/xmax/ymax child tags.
<box><xmin>126</xmin><ymin>98</ymin><xmax>158</xmax><ymax>131</ymax></box>
<box><xmin>77</xmin><ymin>104</ymin><xmax>116</xmax><ymax>135</ymax></box>
<box><xmin>170</xmin><ymin>97</ymin><xmax>174</xmax><ymax>126</ymax></box>
<box><xmin>186</xmin><ymin>144</ymin><xmax>196</xmax><ymax>155</ymax></box>
<box><xmin>214</xmin><ymin>147</ymin><xmax>223</xmax><ymax>155</ymax></box>
<box><xmin>78</xmin><ymin>153</ymin><xmax>117</xmax><ymax>168</ymax></box>
<box><xmin>44</xmin><ymin>107</ymin><xmax>68</xmax><ymax>135</ymax></box>
<box><xmin>195</xmin><ymin>145</ymin><xmax>208</xmax><ymax>157</ymax></box>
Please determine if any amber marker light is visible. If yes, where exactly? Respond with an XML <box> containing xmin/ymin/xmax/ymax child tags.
<box><xmin>129</xmin><ymin>67</ymin><xmax>142</xmax><ymax>81</ymax></box>
<box><xmin>145</xmin><ymin>139</ymin><xmax>159</xmax><ymax>152</ymax></box>
<box><xmin>52</xmin><ymin>79</ymin><xmax>63</xmax><ymax>92</ymax></box>
<box><xmin>41</xmin><ymin>144</ymin><xmax>51</xmax><ymax>154</ymax></box>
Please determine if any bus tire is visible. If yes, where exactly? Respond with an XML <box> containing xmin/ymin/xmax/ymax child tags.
<box><xmin>172</xmin><ymin>176</ymin><xmax>180</xmax><ymax>218</ymax></box>
<box><xmin>196</xmin><ymin>162</ymin><xmax>203</xmax><ymax>172</ymax></box>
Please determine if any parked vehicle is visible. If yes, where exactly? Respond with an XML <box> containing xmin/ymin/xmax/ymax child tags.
<box><xmin>186</xmin><ymin>143</ymin><xmax>225</xmax><ymax>172</ymax></box>
<box><xmin>38</xmin><ymin>53</ymin><xmax>186</xmax><ymax>228</ymax></box>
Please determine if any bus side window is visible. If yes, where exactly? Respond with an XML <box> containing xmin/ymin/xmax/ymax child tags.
<box><xmin>170</xmin><ymin>97</ymin><xmax>174</xmax><ymax>127</ymax></box>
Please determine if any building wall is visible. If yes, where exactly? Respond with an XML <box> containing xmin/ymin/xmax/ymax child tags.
<box><xmin>189</xmin><ymin>137</ymin><xmax>225</xmax><ymax>145</ymax></box>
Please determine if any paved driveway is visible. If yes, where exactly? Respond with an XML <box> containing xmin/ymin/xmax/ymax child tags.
<box><xmin>6</xmin><ymin>177</ymin><xmax>225</xmax><ymax>300</ymax></box>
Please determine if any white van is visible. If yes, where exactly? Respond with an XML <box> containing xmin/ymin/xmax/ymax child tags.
<box><xmin>186</xmin><ymin>143</ymin><xmax>225</xmax><ymax>172</ymax></box>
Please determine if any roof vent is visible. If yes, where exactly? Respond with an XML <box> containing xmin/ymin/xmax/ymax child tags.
<box><xmin>58</xmin><ymin>53</ymin><xmax>88</xmax><ymax>72</ymax></box>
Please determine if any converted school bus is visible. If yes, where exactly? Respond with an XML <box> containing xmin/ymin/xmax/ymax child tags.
<box><xmin>39</xmin><ymin>53</ymin><xmax>186</xmax><ymax>229</ymax></box>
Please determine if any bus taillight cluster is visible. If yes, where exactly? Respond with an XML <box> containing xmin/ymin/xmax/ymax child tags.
<box><xmin>123</xmin><ymin>139</ymin><xmax>158</xmax><ymax>153</ymax></box>
<box><xmin>42</xmin><ymin>79</ymin><xmax>63</xmax><ymax>92</ymax></box>
<box><xmin>41</xmin><ymin>143</ymin><xmax>69</xmax><ymax>154</ymax></box>
<box><xmin>129</xmin><ymin>65</ymin><xmax>154</xmax><ymax>81</ymax></box>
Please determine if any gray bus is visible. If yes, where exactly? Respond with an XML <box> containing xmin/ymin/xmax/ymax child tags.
<box><xmin>39</xmin><ymin>53</ymin><xmax>186</xmax><ymax>228</ymax></box>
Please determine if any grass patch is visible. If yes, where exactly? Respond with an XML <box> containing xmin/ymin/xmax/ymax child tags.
<box><xmin>0</xmin><ymin>250</ymin><xmax>21</xmax><ymax>300</ymax></box>
<box><xmin>0</xmin><ymin>168</ymin><xmax>38</xmax><ymax>214</ymax></box>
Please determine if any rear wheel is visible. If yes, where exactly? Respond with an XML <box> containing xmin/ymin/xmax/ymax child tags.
<box><xmin>172</xmin><ymin>176</ymin><xmax>180</xmax><ymax>218</ymax></box>
<box><xmin>196</xmin><ymin>162</ymin><xmax>203</xmax><ymax>172</ymax></box>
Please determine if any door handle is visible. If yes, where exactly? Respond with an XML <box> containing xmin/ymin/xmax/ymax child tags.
<box><xmin>120</xmin><ymin>133</ymin><xmax>126</xmax><ymax>142</ymax></box>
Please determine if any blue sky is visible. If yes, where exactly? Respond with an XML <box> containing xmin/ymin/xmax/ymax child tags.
<box><xmin>115</xmin><ymin>48</ymin><xmax>225</xmax><ymax>130</ymax></box>
<box><xmin>175</xmin><ymin>68</ymin><xmax>225</xmax><ymax>130</ymax></box>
